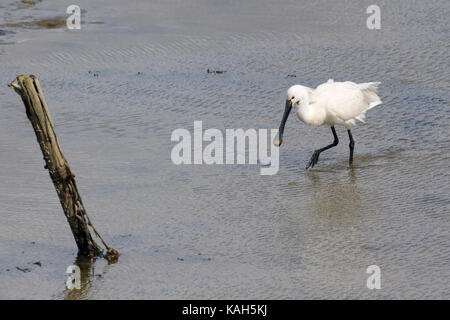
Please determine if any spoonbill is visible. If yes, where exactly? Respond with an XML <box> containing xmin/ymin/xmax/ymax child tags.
<box><xmin>274</xmin><ymin>79</ymin><xmax>382</xmax><ymax>169</ymax></box>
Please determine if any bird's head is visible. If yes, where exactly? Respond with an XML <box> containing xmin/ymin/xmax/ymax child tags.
<box><xmin>274</xmin><ymin>85</ymin><xmax>311</xmax><ymax>146</ymax></box>
<box><xmin>287</xmin><ymin>85</ymin><xmax>310</xmax><ymax>107</ymax></box>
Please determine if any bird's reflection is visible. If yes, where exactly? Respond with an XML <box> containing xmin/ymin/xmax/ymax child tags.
<box><xmin>272</xmin><ymin>166</ymin><xmax>365</xmax><ymax>271</ymax></box>
<box><xmin>304</xmin><ymin>166</ymin><xmax>362</xmax><ymax>221</ymax></box>
<box><xmin>347</xmin><ymin>166</ymin><xmax>356</xmax><ymax>183</ymax></box>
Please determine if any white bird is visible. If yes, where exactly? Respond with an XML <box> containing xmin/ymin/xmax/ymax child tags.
<box><xmin>274</xmin><ymin>79</ymin><xmax>382</xmax><ymax>169</ymax></box>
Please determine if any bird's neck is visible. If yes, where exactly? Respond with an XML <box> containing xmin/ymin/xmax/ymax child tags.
<box><xmin>297</xmin><ymin>102</ymin><xmax>325</xmax><ymax>126</ymax></box>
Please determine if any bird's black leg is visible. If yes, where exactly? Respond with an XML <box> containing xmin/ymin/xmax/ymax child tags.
<box><xmin>347</xmin><ymin>129</ymin><xmax>355</xmax><ymax>166</ymax></box>
<box><xmin>306</xmin><ymin>126</ymin><xmax>339</xmax><ymax>169</ymax></box>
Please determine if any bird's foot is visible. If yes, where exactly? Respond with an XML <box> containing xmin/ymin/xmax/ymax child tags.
<box><xmin>306</xmin><ymin>150</ymin><xmax>320</xmax><ymax>169</ymax></box>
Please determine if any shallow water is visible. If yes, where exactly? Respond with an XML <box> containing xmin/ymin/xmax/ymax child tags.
<box><xmin>0</xmin><ymin>0</ymin><xmax>449</xmax><ymax>299</ymax></box>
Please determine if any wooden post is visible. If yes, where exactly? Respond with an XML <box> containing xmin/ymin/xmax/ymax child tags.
<box><xmin>9</xmin><ymin>75</ymin><xmax>118</xmax><ymax>262</ymax></box>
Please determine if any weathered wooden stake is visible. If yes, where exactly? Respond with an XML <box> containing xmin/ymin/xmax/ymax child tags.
<box><xmin>9</xmin><ymin>75</ymin><xmax>118</xmax><ymax>262</ymax></box>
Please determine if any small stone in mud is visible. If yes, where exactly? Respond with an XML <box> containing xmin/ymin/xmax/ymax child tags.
<box><xmin>0</xmin><ymin>29</ymin><xmax>16</xmax><ymax>36</ymax></box>
<box><xmin>33</xmin><ymin>261</ymin><xmax>42</xmax><ymax>267</ymax></box>
<box><xmin>287</xmin><ymin>74</ymin><xmax>297</xmax><ymax>77</ymax></box>
<box><xmin>137</xmin><ymin>72</ymin><xmax>142</xmax><ymax>75</ymax></box>
<box><xmin>207</xmin><ymin>68</ymin><xmax>226</xmax><ymax>74</ymax></box>
<box><xmin>177</xmin><ymin>257</ymin><xmax>184</xmax><ymax>261</ymax></box>
<box><xmin>16</xmin><ymin>267</ymin><xmax>30</xmax><ymax>273</ymax></box>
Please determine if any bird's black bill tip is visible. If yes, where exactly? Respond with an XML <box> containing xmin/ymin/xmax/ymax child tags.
<box><xmin>275</xmin><ymin>100</ymin><xmax>292</xmax><ymax>147</ymax></box>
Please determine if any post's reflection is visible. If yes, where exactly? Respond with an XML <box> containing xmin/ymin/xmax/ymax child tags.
<box><xmin>62</xmin><ymin>253</ymin><xmax>112</xmax><ymax>300</ymax></box>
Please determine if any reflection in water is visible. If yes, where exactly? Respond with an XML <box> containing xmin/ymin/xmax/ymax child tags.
<box><xmin>62</xmin><ymin>254</ymin><xmax>112</xmax><ymax>300</ymax></box>
<box><xmin>347</xmin><ymin>167</ymin><xmax>356</xmax><ymax>184</ymax></box>
<box><xmin>305</xmin><ymin>167</ymin><xmax>362</xmax><ymax>220</ymax></box>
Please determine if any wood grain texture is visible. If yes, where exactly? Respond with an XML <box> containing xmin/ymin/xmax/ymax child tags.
<box><xmin>9</xmin><ymin>75</ymin><xmax>118</xmax><ymax>261</ymax></box>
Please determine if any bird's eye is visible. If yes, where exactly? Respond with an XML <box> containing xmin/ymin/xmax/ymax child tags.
<box><xmin>291</xmin><ymin>96</ymin><xmax>295</xmax><ymax>99</ymax></box>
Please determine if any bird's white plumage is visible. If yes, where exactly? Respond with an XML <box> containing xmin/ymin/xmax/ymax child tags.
<box><xmin>287</xmin><ymin>80</ymin><xmax>382</xmax><ymax>128</ymax></box>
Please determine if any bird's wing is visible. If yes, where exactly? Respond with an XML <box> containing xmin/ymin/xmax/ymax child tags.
<box><xmin>309</xmin><ymin>81</ymin><xmax>335</xmax><ymax>103</ymax></box>
<box><xmin>318</xmin><ymin>81</ymin><xmax>382</xmax><ymax>122</ymax></box>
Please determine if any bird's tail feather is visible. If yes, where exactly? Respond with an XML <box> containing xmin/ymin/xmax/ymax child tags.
<box><xmin>359</xmin><ymin>82</ymin><xmax>382</xmax><ymax>110</ymax></box>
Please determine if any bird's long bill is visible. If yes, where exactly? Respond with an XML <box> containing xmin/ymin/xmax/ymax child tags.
<box><xmin>274</xmin><ymin>100</ymin><xmax>292</xmax><ymax>146</ymax></box>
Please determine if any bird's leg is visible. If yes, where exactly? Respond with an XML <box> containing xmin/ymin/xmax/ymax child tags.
<box><xmin>347</xmin><ymin>129</ymin><xmax>355</xmax><ymax>166</ymax></box>
<box><xmin>306</xmin><ymin>126</ymin><xmax>339</xmax><ymax>169</ymax></box>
